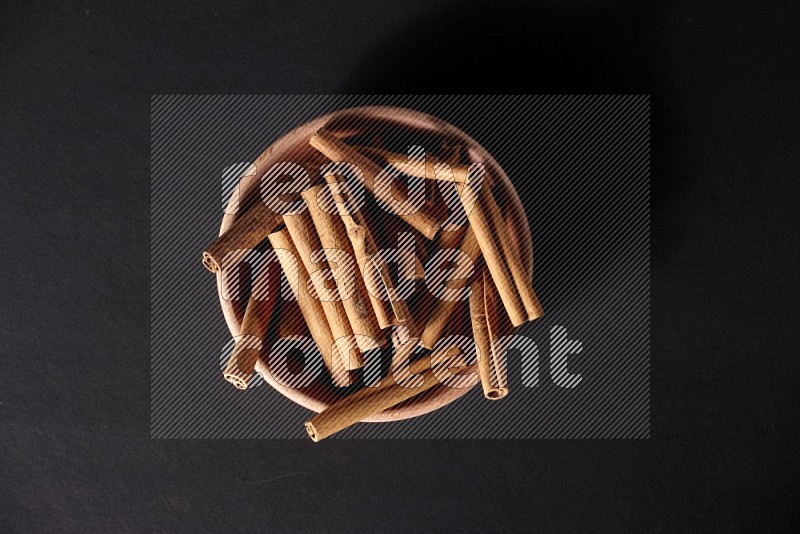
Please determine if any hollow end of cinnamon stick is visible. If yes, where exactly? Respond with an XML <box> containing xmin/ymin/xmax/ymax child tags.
<box><xmin>223</xmin><ymin>345</ymin><xmax>260</xmax><ymax>390</ymax></box>
<box><xmin>223</xmin><ymin>371</ymin><xmax>250</xmax><ymax>390</ymax></box>
<box><xmin>202</xmin><ymin>201</ymin><xmax>281</xmax><ymax>274</ymax></box>
<box><xmin>202</xmin><ymin>251</ymin><xmax>219</xmax><ymax>273</ymax></box>
<box><xmin>305</xmin><ymin>421</ymin><xmax>320</xmax><ymax>442</ymax></box>
<box><xmin>485</xmin><ymin>387</ymin><xmax>509</xmax><ymax>400</ymax></box>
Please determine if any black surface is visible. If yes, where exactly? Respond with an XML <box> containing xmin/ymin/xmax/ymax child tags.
<box><xmin>1</xmin><ymin>0</ymin><xmax>798</xmax><ymax>532</ymax></box>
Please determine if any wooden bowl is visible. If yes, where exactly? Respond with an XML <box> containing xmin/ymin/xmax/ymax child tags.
<box><xmin>214</xmin><ymin>106</ymin><xmax>533</xmax><ymax>422</ymax></box>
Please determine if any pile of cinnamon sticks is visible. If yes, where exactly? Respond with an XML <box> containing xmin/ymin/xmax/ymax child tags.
<box><xmin>202</xmin><ymin>127</ymin><xmax>543</xmax><ymax>441</ymax></box>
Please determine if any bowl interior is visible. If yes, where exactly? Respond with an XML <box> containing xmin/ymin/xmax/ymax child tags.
<box><xmin>215</xmin><ymin>106</ymin><xmax>533</xmax><ymax>422</ymax></box>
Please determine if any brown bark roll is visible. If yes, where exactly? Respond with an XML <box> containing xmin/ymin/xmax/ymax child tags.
<box><xmin>482</xmin><ymin>185</ymin><xmax>544</xmax><ymax>322</ymax></box>
<box><xmin>410</xmin><ymin>229</ymin><xmax>428</xmax><ymax>280</ymax></box>
<box><xmin>459</xmin><ymin>184</ymin><xmax>528</xmax><ymax>326</ymax></box>
<box><xmin>203</xmin><ymin>154</ymin><xmax>330</xmax><ymax>273</ymax></box>
<box><xmin>305</xmin><ymin>347</ymin><xmax>476</xmax><ymax>441</ymax></box>
<box><xmin>267</xmin><ymin>228</ymin><xmax>351</xmax><ymax>387</ymax></box>
<box><xmin>202</xmin><ymin>200</ymin><xmax>281</xmax><ymax>273</ymax></box>
<box><xmin>470</xmin><ymin>267</ymin><xmax>509</xmax><ymax>400</ymax></box>
<box><xmin>355</xmin><ymin>145</ymin><xmax>472</xmax><ymax>184</ymax></box>
<box><xmin>435</xmin><ymin>226</ymin><xmax>467</xmax><ymax>251</ymax></box>
<box><xmin>323</xmin><ymin>173</ymin><xmax>414</xmax><ymax>333</ymax></box>
<box><xmin>300</xmin><ymin>185</ymin><xmax>388</xmax><ymax>351</ymax></box>
<box><xmin>421</xmin><ymin>141</ymin><xmax>458</xmax><ymax>209</ymax></box>
<box><xmin>429</xmin><ymin>143</ymin><xmax>467</xmax><ymax>252</ymax></box>
<box><xmin>223</xmin><ymin>288</ymin><xmax>278</xmax><ymax>390</ymax></box>
<box><xmin>282</xmin><ymin>207</ymin><xmax>365</xmax><ymax>370</ymax></box>
<box><xmin>419</xmin><ymin>226</ymin><xmax>482</xmax><ymax>349</ymax></box>
<box><xmin>483</xmin><ymin>268</ymin><xmax>509</xmax><ymax>398</ymax></box>
<box><xmin>310</xmin><ymin>129</ymin><xmax>444</xmax><ymax>240</ymax></box>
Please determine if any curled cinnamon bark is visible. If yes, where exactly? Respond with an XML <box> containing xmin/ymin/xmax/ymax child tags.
<box><xmin>202</xmin><ymin>201</ymin><xmax>280</xmax><ymax>273</ymax></box>
<box><xmin>282</xmin><ymin>207</ymin><xmax>365</xmax><ymax>370</ymax></box>
<box><xmin>419</xmin><ymin>226</ymin><xmax>482</xmax><ymax>349</ymax></box>
<box><xmin>470</xmin><ymin>267</ymin><xmax>509</xmax><ymax>400</ymax></box>
<box><xmin>305</xmin><ymin>346</ymin><xmax>475</xmax><ymax>441</ymax></box>
<box><xmin>323</xmin><ymin>173</ymin><xmax>415</xmax><ymax>335</ymax></box>
<box><xmin>223</xmin><ymin>294</ymin><xmax>276</xmax><ymax>389</ymax></box>
<box><xmin>355</xmin><ymin>145</ymin><xmax>472</xmax><ymax>184</ymax></box>
<box><xmin>301</xmin><ymin>184</ymin><xmax>388</xmax><ymax>352</ymax></box>
<box><xmin>267</xmin><ymin>228</ymin><xmax>351</xmax><ymax>387</ymax></box>
<box><xmin>458</xmin><ymin>183</ymin><xmax>529</xmax><ymax>326</ymax></box>
<box><xmin>310</xmin><ymin>129</ymin><xmax>444</xmax><ymax>240</ymax></box>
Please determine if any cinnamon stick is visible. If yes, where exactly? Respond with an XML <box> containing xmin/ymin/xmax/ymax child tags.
<box><xmin>421</xmin><ymin>141</ymin><xmax>457</xmax><ymax>210</ymax></box>
<box><xmin>482</xmin><ymin>185</ymin><xmax>544</xmax><ymax>321</ymax></box>
<box><xmin>202</xmin><ymin>200</ymin><xmax>281</xmax><ymax>273</ymax></box>
<box><xmin>223</xmin><ymin>293</ymin><xmax>276</xmax><ymax>389</ymax></box>
<box><xmin>282</xmin><ymin>207</ymin><xmax>365</xmax><ymax>370</ymax></box>
<box><xmin>267</xmin><ymin>228</ymin><xmax>351</xmax><ymax>387</ymax></box>
<box><xmin>459</xmin><ymin>183</ymin><xmax>528</xmax><ymax>326</ymax></box>
<box><xmin>410</xmin><ymin>229</ymin><xmax>428</xmax><ymax>280</ymax></box>
<box><xmin>419</xmin><ymin>226</ymin><xmax>482</xmax><ymax>349</ymax></box>
<box><xmin>484</xmin><ymin>268</ymin><xmax>509</xmax><ymax>398</ymax></box>
<box><xmin>301</xmin><ymin>184</ymin><xmax>388</xmax><ymax>351</ymax></box>
<box><xmin>355</xmin><ymin>145</ymin><xmax>472</xmax><ymax>184</ymax></box>
<box><xmin>323</xmin><ymin>173</ymin><xmax>414</xmax><ymax>333</ymax></box>
<box><xmin>203</xmin><ymin>154</ymin><xmax>331</xmax><ymax>273</ymax></box>
<box><xmin>470</xmin><ymin>267</ymin><xmax>509</xmax><ymax>400</ymax></box>
<box><xmin>305</xmin><ymin>346</ymin><xmax>476</xmax><ymax>441</ymax></box>
<box><xmin>310</xmin><ymin>129</ymin><xmax>444</xmax><ymax>240</ymax></box>
<box><xmin>430</xmin><ymin>142</ymin><xmax>467</xmax><ymax>259</ymax></box>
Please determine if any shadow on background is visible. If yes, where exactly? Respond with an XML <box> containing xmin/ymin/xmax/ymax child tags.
<box><xmin>344</xmin><ymin>0</ymin><xmax>681</xmax><ymax>261</ymax></box>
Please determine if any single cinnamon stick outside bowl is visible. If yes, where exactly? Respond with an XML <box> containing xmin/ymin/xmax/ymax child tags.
<box><xmin>305</xmin><ymin>346</ymin><xmax>477</xmax><ymax>441</ymax></box>
<box><xmin>214</xmin><ymin>106</ymin><xmax>531</xmax><ymax>422</ymax></box>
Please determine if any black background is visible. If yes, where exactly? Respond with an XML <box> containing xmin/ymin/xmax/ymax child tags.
<box><xmin>1</xmin><ymin>0</ymin><xmax>798</xmax><ymax>532</ymax></box>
